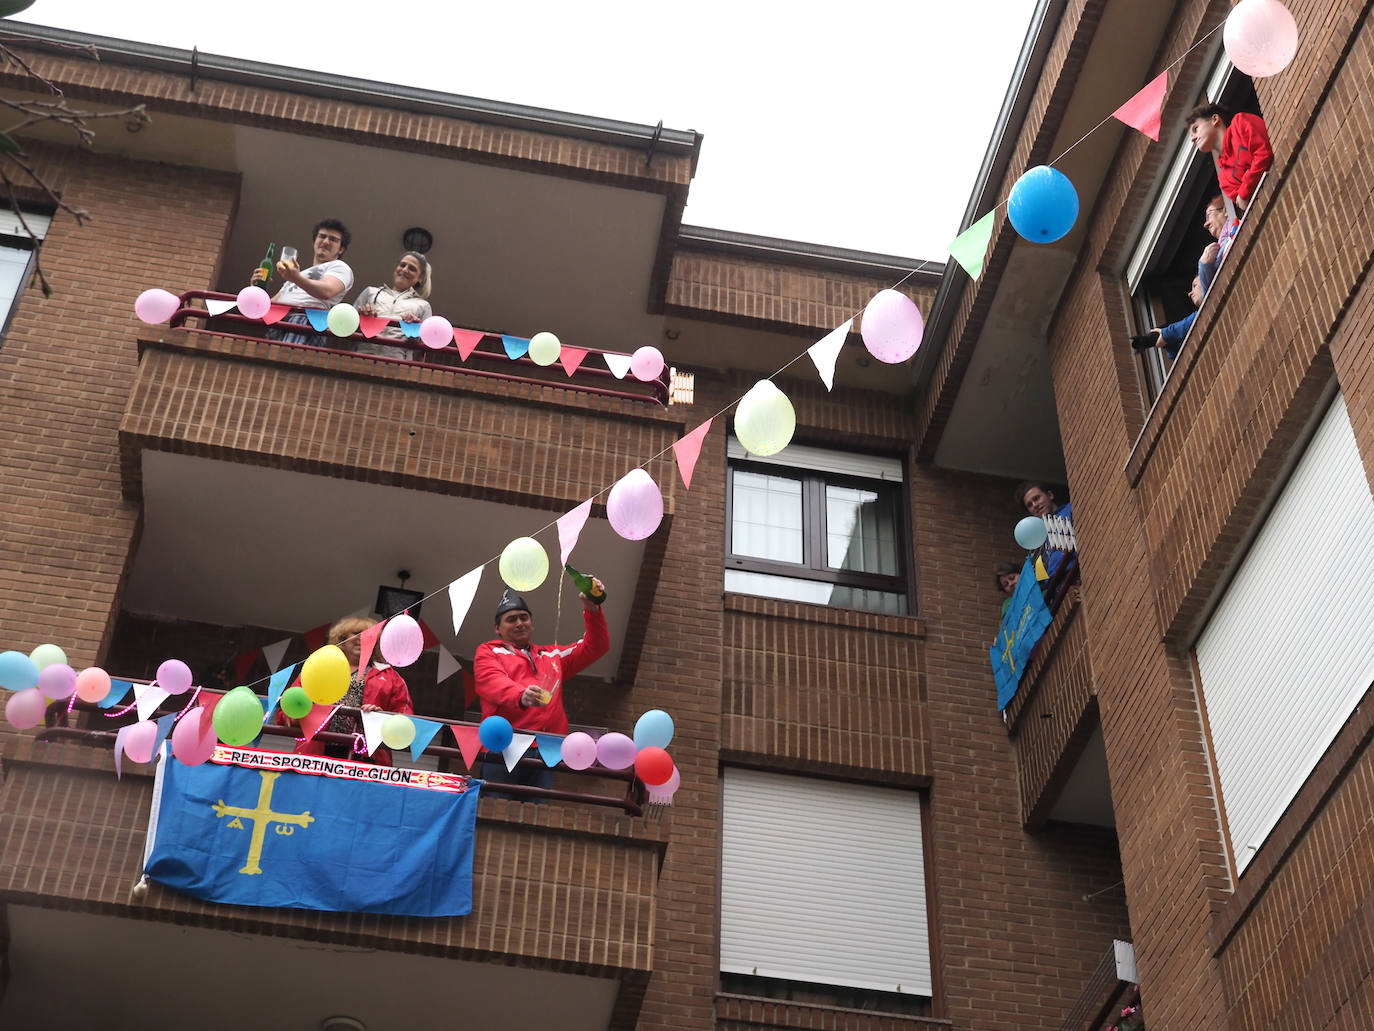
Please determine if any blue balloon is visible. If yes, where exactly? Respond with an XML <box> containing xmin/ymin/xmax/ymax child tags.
<box><xmin>633</xmin><ymin>709</ymin><xmax>675</xmax><ymax>750</ymax></box>
<box><xmin>0</xmin><ymin>651</ymin><xmax>39</xmax><ymax>692</ymax></box>
<box><xmin>1015</xmin><ymin>516</ymin><xmax>1049</xmax><ymax>550</ymax></box>
<box><xmin>478</xmin><ymin>715</ymin><xmax>514</xmax><ymax>753</ymax></box>
<box><xmin>1008</xmin><ymin>166</ymin><xmax>1079</xmax><ymax>244</ymax></box>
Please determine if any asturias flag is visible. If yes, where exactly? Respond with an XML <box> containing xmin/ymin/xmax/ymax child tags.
<box><xmin>990</xmin><ymin>555</ymin><xmax>1054</xmax><ymax>710</ymax></box>
<box><xmin>145</xmin><ymin>746</ymin><xmax>479</xmax><ymax>916</ymax></box>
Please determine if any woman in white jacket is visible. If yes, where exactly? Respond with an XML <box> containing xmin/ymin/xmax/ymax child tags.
<box><xmin>354</xmin><ymin>251</ymin><xmax>433</xmax><ymax>359</ymax></box>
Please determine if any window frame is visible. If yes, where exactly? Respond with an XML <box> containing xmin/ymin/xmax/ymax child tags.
<box><xmin>0</xmin><ymin>205</ymin><xmax>49</xmax><ymax>347</ymax></box>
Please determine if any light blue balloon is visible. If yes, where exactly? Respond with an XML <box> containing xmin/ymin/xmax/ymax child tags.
<box><xmin>1014</xmin><ymin>516</ymin><xmax>1049</xmax><ymax>550</ymax></box>
<box><xmin>0</xmin><ymin>651</ymin><xmax>39</xmax><ymax>692</ymax></box>
<box><xmin>1008</xmin><ymin>166</ymin><xmax>1079</xmax><ymax>244</ymax></box>
<box><xmin>478</xmin><ymin>715</ymin><xmax>513</xmax><ymax>753</ymax></box>
<box><xmin>633</xmin><ymin>709</ymin><xmax>675</xmax><ymax>750</ymax></box>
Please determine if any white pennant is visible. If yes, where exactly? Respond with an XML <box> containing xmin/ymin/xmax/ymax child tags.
<box><xmin>134</xmin><ymin>683</ymin><xmax>170</xmax><ymax>722</ymax></box>
<box><xmin>603</xmin><ymin>352</ymin><xmax>632</xmax><ymax>379</ymax></box>
<box><xmin>261</xmin><ymin>638</ymin><xmax>291</xmax><ymax>673</ymax></box>
<box><xmin>447</xmin><ymin>565</ymin><xmax>484</xmax><ymax>636</ymax></box>
<box><xmin>436</xmin><ymin>645</ymin><xmax>461</xmax><ymax>684</ymax></box>
<box><xmin>807</xmin><ymin>318</ymin><xmax>853</xmax><ymax>392</ymax></box>
<box><xmin>205</xmin><ymin>298</ymin><xmax>237</xmax><ymax>316</ymax></box>
<box><xmin>503</xmin><ymin>733</ymin><xmax>535</xmax><ymax>772</ymax></box>
<box><xmin>360</xmin><ymin>711</ymin><xmax>390</xmax><ymax>756</ymax></box>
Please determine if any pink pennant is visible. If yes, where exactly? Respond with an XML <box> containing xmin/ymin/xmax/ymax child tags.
<box><xmin>557</xmin><ymin>499</ymin><xmax>594</xmax><ymax>566</ymax></box>
<box><xmin>451</xmin><ymin>724</ymin><xmax>483</xmax><ymax>770</ymax></box>
<box><xmin>261</xmin><ymin>303</ymin><xmax>292</xmax><ymax>326</ymax></box>
<box><xmin>672</xmin><ymin>418</ymin><xmax>713</xmax><ymax>490</ymax></box>
<box><xmin>453</xmin><ymin>329</ymin><xmax>485</xmax><ymax>360</ymax></box>
<box><xmin>358</xmin><ymin>315</ymin><xmax>389</xmax><ymax>339</ymax></box>
<box><xmin>560</xmin><ymin>346</ymin><xmax>589</xmax><ymax>377</ymax></box>
<box><xmin>300</xmin><ymin>703</ymin><xmax>338</xmax><ymax>743</ymax></box>
<box><xmin>1112</xmin><ymin>70</ymin><xmax>1167</xmax><ymax>142</ymax></box>
<box><xmin>357</xmin><ymin>620</ymin><xmax>384</xmax><ymax>672</ymax></box>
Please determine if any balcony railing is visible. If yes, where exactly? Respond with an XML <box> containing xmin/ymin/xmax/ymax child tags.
<box><xmin>165</xmin><ymin>289</ymin><xmax>672</xmax><ymax>406</ymax></box>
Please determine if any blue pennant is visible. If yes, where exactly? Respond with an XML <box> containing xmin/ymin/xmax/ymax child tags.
<box><xmin>502</xmin><ymin>335</ymin><xmax>530</xmax><ymax>360</ymax></box>
<box><xmin>535</xmin><ymin>734</ymin><xmax>564</xmax><ymax>768</ymax></box>
<box><xmin>304</xmin><ymin>308</ymin><xmax>330</xmax><ymax>332</ymax></box>
<box><xmin>399</xmin><ymin>320</ymin><xmax>422</xmax><ymax>338</ymax></box>
<box><xmin>264</xmin><ymin>663</ymin><xmax>298</xmax><ymax>721</ymax></box>
<box><xmin>409</xmin><ymin>718</ymin><xmax>444</xmax><ymax>762</ymax></box>
<box><xmin>100</xmin><ymin>679</ymin><xmax>133</xmax><ymax>708</ymax></box>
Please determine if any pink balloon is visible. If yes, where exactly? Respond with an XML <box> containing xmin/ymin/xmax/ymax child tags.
<box><xmin>134</xmin><ymin>288</ymin><xmax>181</xmax><ymax>325</ymax></box>
<box><xmin>171</xmin><ymin>706</ymin><xmax>217</xmax><ymax>766</ymax></box>
<box><xmin>1224</xmin><ymin>0</ymin><xmax>1299</xmax><ymax>78</ymax></box>
<box><xmin>123</xmin><ymin>720</ymin><xmax>159</xmax><ymax>764</ymax></box>
<box><xmin>419</xmin><ymin>315</ymin><xmax>454</xmax><ymax>350</ymax></box>
<box><xmin>861</xmin><ymin>289</ymin><xmax>925</xmax><ymax>364</ymax></box>
<box><xmin>596</xmin><ymin>731</ymin><xmax>637</xmax><ymax>771</ymax></box>
<box><xmin>5</xmin><ymin>688</ymin><xmax>47</xmax><ymax>729</ymax></box>
<box><xmin>36</xmin><ymin>663</ymin><xmax>77</xmax><ymax>700</ymax></box>
<box><xmin>236</xmin><ymin>285</ymin><xmax>272</xmax><ymax>319</ymax></box>
<box><xmin>647</xmin><ymin>766</ymin><xmax>681</xmax><ymax>804</ymax></box>
<box><xmin>75</xmin><ymin>666</ymin><xmax>113</xmax><ymax>704</ymax></box>
<box><xmin>380</xmin><ymin>614</ymin><xmax>424</xmax><ymax>667</ymax></box>
<box><xmin>561</xmin><ymin>731</ymin><xmax>598</xmax><ymax>770</ymax></box>
<box><xmin>157</xmin><ymin>659</ymin><xmax>194</xmax><ymax>696</ymax></box>
<box><xmin>607</xmin><ymin>469</ymin><xmax>663</xmax><ymax>541</ymax></box>
<box><xmin>630</xmin><ymin>346</ymin><xmax>665</xmax><ymax>382</ymax></box>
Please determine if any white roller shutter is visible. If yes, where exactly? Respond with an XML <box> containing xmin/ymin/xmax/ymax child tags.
<box><xmin>1196</xmin><ymin>393</ymin><xmax>1374</xmax><ymax>873</ymax></box>
<box><xmin>728</xmin><ymin>436</ymin><xmax>902</xmax><ymax>482</ymax></box>
<box><xmin>720</xmin><ymin>767</ymin><xmax>931</xmax><ymax>996</ymax></box>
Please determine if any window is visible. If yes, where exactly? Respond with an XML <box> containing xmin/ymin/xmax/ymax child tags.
<box><xmin>725</xmin><ymin>438</ymin><xmax>908</xmax><ymax>615</ymax></box>
<box><xmin>0</xmin><ymin>207</ymin><xmax>47</xmax><ymax>343</ymax></box>
<box><xmin>1194</xmin><ymin>393</ymin><xmax>1374</xmax><ymax>874</ymax></box>
<box><xmin>720</xmin><ymin>768</ymin><xmax>932</xmax><ymax>1005</ymax></box>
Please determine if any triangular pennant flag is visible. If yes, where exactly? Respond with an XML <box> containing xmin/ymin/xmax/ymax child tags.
<box><xmin>263</xmin><ymin>663</ymin><xmax>298</xmax><ymax>722</ymax></box>
<box><xmin>1035</xmin><ymin>555</ymin><xmax>1049</xmax><ymax>581</ymax></box>
<box><xmin>451</xmin><ymin>724</ymin><xmax>483</xmax><ymax>770</ymax></box>
<box><xmin>417</xmin><ymin>618</ymin><xmax>440</xmax><ymax>650</ymax></box>
<box><xmin>399</xmin><ymin>319</ymin><xmax>422</xmax><ymax>339</ymax></box>
<box><xmin>603</xmin><ymin>352</ymin><xmax>632</xmax><ymax>379</ymax></box>
<box><xmin>453</xmin><ymin>328</ymin><xmax>484</xmax><ymax>360</ymax></box>
<box><xmin>672</xmin><ymin>418</ymin><xmax>714</xmax><ymax>490</ymax></box>
<box><xmin>436</xmin><ymin>645</ymin><xmax>461</xmax><ymax>684</ymax></box>
<box><xmin>358</xmin><ymin>315</ymin><xmax>389</xmax><ymax>339</ymax></box>
<box><xmin>303</xmin><ymin>623</ymin><xmax>330</xmax><ymax>652</ymax></box>
<box><xmin>408</xmin><ymin>717</ymin><xmax>443</xmax><ymax>761</ymax></box>
<box><xmin>304</xmin><ymin>308</ymin><xmax>330</xmax><ymax>333</ymax></box>
<box><xmin>807</xmin><ymin>319</ymin><xmax>853</xmax><ymax>392</ymax></box>
<box><xmin>205</xmin><ymin>298</ymin><xmax>237</xmax><ymax>316</ymax></box>
<box><xmin>559</xmin><ymin>346</ymin><xmax>589</xmax><ymax>377</ymax></box>
<box><xmin>150</xmin><ymin>713</ymin><xmax>177</xmax><ymax>764</ymax></box>
<box><xmin>231</xmin><ymin>648</ymin><xmax>260</xmax><ymax>683</ymax></box>
<box><xmin>300</xmin><ymin>703</ymin><xmax>338</xmax><ymax>743</ymax></box>
<box><xmin>463</xmin><ymin>669</ymin><xmax>477</xmax><ymax>709</ymax></box>
<box><xmin>135</xmin><ymin>683</ymin><xmax>170</xmax><ymax>723</ymax></box>
<box><xmin>948</xmin><ymin>211</ymin><xmax>996</xmax><ymax>282</ymax></box>
<box><xmin>199</xmin><ymin>690</ymin><xmax>223</xmax><ymax>723</ymax></box>
<box><xmin>113</xmin><ymin>724</ymin><xmax>131</xmax><ymax>779</ymax></box>
<box><xmin>357</xmin><ymin>621</ymin><xmax>384</xmax><ymax>674</ymax></box>
<box><xmin>261</xmin><ymin>637</ymin><xmax>291</xmax><ymax>673</ymax></box>
<box><xmin>99</xmin><ymin>679</ymin><xmax>133</xmax><ymax>709</ymax></box>
<box><xmin>1113</xmin><ymin>70</ymin><xmax>1167</xmax><ymax>142</ymax></box>
<box><xmin>501</xmin><ymin>334</ymin><xmax>529</xmax><ymax>360</ymax></box>
<box><xmin>535</xmin><ymin>734</ymin><xmax>564</xmax><ymax>768</ymax></box>
<box><xmin>557</xmin><ymin>499</ymin><xmax>594</xmax><ymax>567</ymax></box>
<box><xmin>503</xmin><ymin>733</ymin><xmax>535</xmax><ymax>772</ymax></box>
<box><xmin>261</xmin><ymin>303</ymin><xmax>291</xmax><ymax>325</ymax></box>
<box><xmin>360</xmin><ymin>711</ymin><xmax>389</xmax><ymax>756</ymax></box>
<box><xmin>447</xmin><ymin>566</ymin><xmax>484</xmax><ymax>636</ymax></box>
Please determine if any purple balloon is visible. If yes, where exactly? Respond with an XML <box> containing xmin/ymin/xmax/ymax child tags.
<box><xmin>561</xmin><ymin>731</ymin><xmax>598</xmax><ymax>770</ymax></box>
<box><xmin>171</xmin><ymin>706</ymin><xmax>216</xmax><ymax>766</ymax></box>
<box><xmin>157</xmin><ymin>659</ymin><xmax>194</xmax><ymax>696</ymax></box>
<box><xmin>596</xmin><ymin>731</ymin><xmax>638</xmax><ymax>771</ymax></box>
<box><xmin>380</xmin><ymin>614</ymin><xmax>424</xmax><ymax>667</ymax></box>
<box><xmin>5</xmin><ymin>688</ymin><xmax>47</xmax><ymax>730</ymax></box>
<box><xmin>236</xmin><ymin>285</ymin><xmax>272</xmax><ymax>319</ymax></box>
<box><xmin>647</xmin><ymin>766</ymin><xmax>681</xmax><ymax>804</ymax></box>
<box><xmin>36</xmin><ymin>662</ymin><xmax>77</xmax><ymax>700</ymax></box>
<box><xmin>134</xmin><ymin>288</ymin><xmax>181</xmax><ymax>325</ymax></box>
<box><xmin>861</xmin><ymin>289</ymin><xmax>925</xmax><ymax>364</ymax></box>
<box><xmin>123</xmin><ymin>720</ymin><xmax>159</xmax><ymax>764</ymax></box>
<box><xmin>607</xmin><ymin>469</ymin><xmax>664</xmax><ymax>541</ymax></box>
<box><xmin>420</xmin><ymin>315</ymin><xmax>454</xmax><ymax>350</ymax></box>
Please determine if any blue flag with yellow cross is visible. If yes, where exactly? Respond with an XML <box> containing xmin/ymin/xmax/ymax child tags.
<box><xmin>990</xmin><ymin>555</ymin><xmax>1053</xmax><ymax>710</ymax></box>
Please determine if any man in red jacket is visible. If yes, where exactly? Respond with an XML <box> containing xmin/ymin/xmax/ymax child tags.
<box><xmin>1187</xmin><ymin>102</ymin><xmax>1273</xmax><ymax>211</ymax></box>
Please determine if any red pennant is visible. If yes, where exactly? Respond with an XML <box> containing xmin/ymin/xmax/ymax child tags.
<box><xmin>1112</xmin><ymin>70</ymin><xmax>1167</xmax><ymax>142</ymax></box>
<box><xmin>358</xmin><ymin>315</ymin><xmax>389</xmax><ymax>339</ymax></box>
<box><xmin>261</xmin><ymin>303</ymin><xmax>292</xmax><ymax>326</ymax></box>
<box><xmin>560</xmin><ymin>346</ymin><xmax>589</xmax><ymax>377</ymax></box>
<box><xmin>303</xmin><ymin>622</ymin><xmax>330</xmax><ymax>653</ymax></box>
<box><xmin>453</xmin><ymin>329</ymin><xmax>484</xmax><ymax>360</ymax></box>
<box><xmin>357</xmin><ymin>621</ymin><xmax>384</xmax><ymax>672</ymax></box>
<box><xmin>451</xmin><ymin>724</ymin><xmax>483</xmax><ymax>769</ymax></box>
<box><xmin>417</xmin><ymin>617</ymin><xmax>440</xmax><ymax>651</ymax></box>
<box><xmin>300</xmin><ymin>703</ymin><xmax>338</xmax><ymax>743</ymax></box>
<box><xmin>672</xmin><ymin>418</ymin><xmax>713</xmax><ymax>490</ymax></box>
<box><xmin>231</xmin><ymin>648</ymin><xmax>260</xmax><ymax>683</ymax></box>
<box><xmin>463</xmin><ymin>669</ymin><xmax>477</xmax><ymax>709</ymax></box>
<box><xmin>199</xmin><ymin>690</ymin><xmax>223</xmax><ymax>723</ymax></box>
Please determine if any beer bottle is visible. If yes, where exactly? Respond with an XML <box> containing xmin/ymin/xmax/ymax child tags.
<box><xmin>253</xmin><ymin>243</ymin><xmax>275</xmax><ymax>288</ymax></box>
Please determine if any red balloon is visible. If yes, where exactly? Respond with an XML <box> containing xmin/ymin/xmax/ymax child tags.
<box><xmin>634</xmin><ymin>746</ymin><xmax>675</xmax><ymax>787</ymax></box>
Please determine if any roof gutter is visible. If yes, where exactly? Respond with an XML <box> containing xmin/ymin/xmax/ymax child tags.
<box><xmin>678</xmin><ymin>225</ymin><xmax>943</xmax><ymax>282</ymax></box>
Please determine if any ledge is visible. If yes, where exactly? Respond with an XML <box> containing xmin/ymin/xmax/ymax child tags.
<box><xmin>723</xmin><ymin>593</ymin><xmax>925</xmax><ymax>638</ymax></box>
<box><xmin>715</xmin><ymin>993</ymin><xmax>949</xmax><ymax>1031</ymax></box>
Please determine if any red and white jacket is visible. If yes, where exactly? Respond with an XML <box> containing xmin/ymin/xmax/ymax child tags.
<box><xmin>473</xmin><ymin>607</ymin><xmax>609</xmax><ymax>734</ymax></box>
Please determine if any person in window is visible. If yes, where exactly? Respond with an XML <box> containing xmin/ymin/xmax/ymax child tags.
<box><xmin>252</xmin><ymin>217</ymin><xmax>354</xmax><ymax>345</ymax></box>
<box><xmin>1015</xmin><ymin>481</ymin><xmax>1073</xmax><ymax>580</ymax></box>
<box><xmin>473</xmin><ymin>584</ymin><xmax>608</xmax><ymax>790</ymax></box>
<box><xmin>1198</xmin><ymin>193</ymin><xmax>1239</xmax><ymax>294</ymax></box>
<box><xmin>1131</xmin><ymin>275</ymin><xmax>1203</xmax><ymax>361</ymax></box>
<box><xmin>1186</xmin><ymin>103</ymin><xmax>1273</xmax><ymax>211</ymax></box>
<box><xmin>994</xmin><ymin>562</ymin><xmax>1020</xmax><ymax>619</ymax></box>
<box><xmin>353</xmin><ymin>251</ymin><xmax>433</xmax><ymax>360</ymax></box>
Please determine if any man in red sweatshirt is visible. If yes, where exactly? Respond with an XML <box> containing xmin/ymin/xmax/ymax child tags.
<box><xmin>1187</xmin><ymin>102</ymin><xmax>1273</xmax><ymax>211</ymax></box>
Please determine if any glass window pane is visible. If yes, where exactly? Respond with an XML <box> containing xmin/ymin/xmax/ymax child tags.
<box><xmin>732</xmin><ymin>471</ymin><xmax>803</xmax><ymax>563</ymax></box>
<box><xmin>725</xmin><ymin>570</ymin><xmax>907</xmax><ymax>616</ymax></box>
<box><xmin>826</xmin><ymin>485</ymin><xmax>898</xmax><ymax>575</ymax></box>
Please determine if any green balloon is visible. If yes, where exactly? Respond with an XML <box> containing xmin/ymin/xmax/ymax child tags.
<box><xmin>213</xmin><ymin>686</ymin><xmax>264</xmax><ymax>746</ymax></box>
<box><xmin>327</xmin><ymin>302</ymin><xmax>360</xmax><ymax>337</ymax></box>
<box><xmin>279</xmin><ymin>686</ymin><xmax>312</xmax><ymax>720</ymax></box>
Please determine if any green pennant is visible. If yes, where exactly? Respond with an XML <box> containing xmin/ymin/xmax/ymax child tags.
<box><xmin>948</xmin><ymin>210</ymin><xmax>996</xmax><ymax>282</ymax></box>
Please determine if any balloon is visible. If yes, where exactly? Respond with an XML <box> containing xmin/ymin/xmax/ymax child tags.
<box><xmin>630</xmin><ymin>346</ymin><xmax>665</xmax><ymax>381</ymax></box>
<box><xmin>1008</xmin><ymin>166</ymin><xmax>1079</xmax><ymax>244</ymax></box>
<box><xmin>596</xmin><ymin>731</ymin><xmax>637</xmax><ymax>770</ymax></box>
<box><xmin>213</xmin><ymin>686</ymin><xmax>264</xmax><ymax>746</ymax></box>
<box><xmin>301</xmin><ymin>645</ymin><xmax>351</xmax><ymax>705</ymax></box>
<box><xmin>1224</xmin><ymin>0</ymin><xmax>1299</xmax><ymax>77</ymax></box>
<box><xmin>734</xmin><ymin>380</ymin><xmax>796</xmax><ymax>457</ymax></box>
<box><xmin>379</xmin><ymin>614</ymin><xmax>424</xmax><ymax>668</ymax></box>
<box><xmin>156</xmin><ymin>658</ymin><xmax>194</xmax><ymax>696</ymax></box>
<box><xmin>1015</xmin><ymin>516</ymin><xmax>1049</xmax><ymax>550</ymax></box>
<box><xmin>634</xmin><ymin>745</ymin><xmax>674</xmax><ymax>786</ymax></box>
<box><xmin>29</xmin><ymin>643</ymin><xmax>67</xmax><ymax>672</ymax></box>
<box><xmin>861</xmin><ymin>289</ymin><xmax>925</xmax><ymax>364</ymax></box>
<box><xmin>560</xmin><ymin>731</ymin><xmax>597</xmax><ymax>770</ymax></box>
<box><xmin>0</xmin><ymin>650</ymin><xmax>39</xmax><ymax>691</ymax></box>
<box><xmin>607</xmin><ymin>469</ymin><xmax>664</xmax><ymax>541</ymax></box>
<box><xmin>499</xmin><ymin>536</ymin><xmax>549</xmax><ymax>591</ymax></box>
<box><xmin>478</xmin><ymin>715</ymin><xmax>514</xmax><ymax>753</ymax></box>
<box><xmin>633</xmin><ymin>709</ymin><xmax>675</xmax><ymax>750</ymax></box>
<box><xmin>528</xmin><ymin>331</ymin><xmax>561</xmax><ymax>366</ymax></box>
<box><xmin>420</xmin><ymin>315</ymin><xmax>453</xmax><ymax>350</ymax></box>
<box><xmin>235</xmin><ymin>285</ymin><xmax>271</xmax><ymax>319</ymax></box>
<box><xmin>327</xmin><ymin>303</ymin><xmax>360</xmax><ymax>337</ymax></box>
<box><xmin>279</xmin><ymin>686</ymin><xmax>312</xmax><ymax>720</ymax></box>
<box><xmin>75</xmin><ymin>666</ymin><xmax>112</xmax><ymax>704</ymax></box>
<box><xmin>647</xmin><ymin>766</ymin><xmax>681</xmax><ymax>804</ymax></box>
<box><xmin>171</xmin><ymin>706</ymin><xmax>216</xmax><ymax>766</ymax></box>
<box><xmin>134</xmin><ymin>288</ymin><xmax>181</xmax><ymax>324</ymax></box>
<box><xmin>5</xmin><ymin>688</ymin><xmax>46</xmax><ymax>729</ymax></box>
<box><xmin>123</xmin><ymin>720</ymin><xmax>159</xmax><ymax>764</ymax></box>
<box><xmin>381</xmin><ymin>714</ymin><xmax>416</xmax><ymax>750</ymax></box>
<box><xmin>37</xmin><ymin>663</ymin><xmax>76</xmax><ymax>700</ymax></box>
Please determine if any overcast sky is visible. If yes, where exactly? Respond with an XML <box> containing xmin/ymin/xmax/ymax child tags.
<box><xmin>22</xmin><ymin>1</ymin><xmax>1035</xmax><ymax>260</ymax></box>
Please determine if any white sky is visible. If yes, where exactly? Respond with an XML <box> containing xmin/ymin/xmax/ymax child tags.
<box><xmin>22</xmin><ymin>1</ymin><xmax>1036</xmax><ymax>260</ymax></box>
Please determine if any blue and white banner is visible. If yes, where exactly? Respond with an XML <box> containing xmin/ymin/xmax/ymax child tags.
<box><xmin>990</xmin><ymin>555</ymin><xmax>1053</xmax><ymax>711</ymax></box>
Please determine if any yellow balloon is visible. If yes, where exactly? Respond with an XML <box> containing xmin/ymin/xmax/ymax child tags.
<box><xmin>735</xmin><ymin>380</ymin><xmax>796</xmax><ymax>457</ymax></box>
<box><xmin>301</xmin><ymin>645</ymin><xmax>351</xmax><ymax>705</ymax></box>
<box><xmin>528</xmin><ymin>331</ymin><xmax>562</xmax><ymax>367</ymax></box>
<box><xmin>499</xmin><ymin>536</ymin><xmax>549</xmax><ymax>591</ymax></box>
<box><xmin>381</xmin><ymin>714</ymin><xmax>416</xmax><ymax>750</ymax></box>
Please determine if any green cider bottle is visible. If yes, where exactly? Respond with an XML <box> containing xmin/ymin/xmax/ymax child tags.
<box><xmin>254</xmin><ymin>243</ymin><xmax>275</xmax><ymax>288</ymax></box>
<box><xmin>565</xmin><ymin>564</ymin><xmax>606</xmax><ymax>605</ymax></box>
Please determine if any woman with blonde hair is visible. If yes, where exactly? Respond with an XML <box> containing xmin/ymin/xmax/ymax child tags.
<box><xmin>353</xmin><ymin>251</ymin><xmax>433</xmax><ymax>360</ymax></box>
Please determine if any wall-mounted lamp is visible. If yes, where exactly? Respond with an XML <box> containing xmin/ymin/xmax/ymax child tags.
<box><xmin>401</xmin><ymin>227</ymin><xmax>433</xmax><ymax>254</ymax></box>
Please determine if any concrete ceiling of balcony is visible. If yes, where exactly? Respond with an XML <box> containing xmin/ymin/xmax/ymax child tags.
<box><xmin>1046</xmin><ymin>723</ymin><xmax>1115</xmax><ymax>828</ymax></box>
<box><xmin>123</xmin><ymin>451</ymin><xmax>641</xmax><ymax>678</ymax></box>
<box><xmin>0</xmin><ymin>904</ymin><xmax>620</xmax><ymax>1030</ymax></box>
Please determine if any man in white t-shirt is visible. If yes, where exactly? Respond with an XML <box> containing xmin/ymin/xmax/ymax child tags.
<box><xmin>254</xmin><ymin>217</ymin><xmax>354</xmax><ymax>344</ymax></box>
